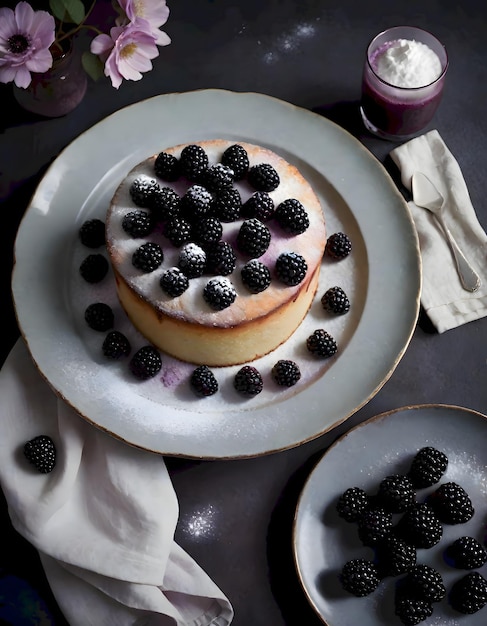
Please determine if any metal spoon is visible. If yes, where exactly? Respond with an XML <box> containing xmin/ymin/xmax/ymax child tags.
<box><xmin>411</xmin><ymin>172</ymin><xmax>481</xmax><ymax>292</ymax></box>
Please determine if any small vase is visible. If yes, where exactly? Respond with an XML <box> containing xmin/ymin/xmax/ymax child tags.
<box><xmin>13</xmin><ymin>42</ymin><xmax>87</xmax><ymax>118</ymax></box>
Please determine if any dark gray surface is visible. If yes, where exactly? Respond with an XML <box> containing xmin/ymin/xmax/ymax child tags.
<box><xmin>1</xmin><ymin>1</ymin><xmax>486</xmax><ymax>624</ymax></box>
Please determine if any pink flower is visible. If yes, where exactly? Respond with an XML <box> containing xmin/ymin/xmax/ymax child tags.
<box><xmin>116</xmin><ymin>0</ymin><xmax>171</xmax><ymax>46</ymax></box>
<box><xmin>0</xmin><ymin>1</ymin><xmax>55</xmax><ymax>88</ymax></box>
<box><xmin>90</xmin><ymin>17</ymin><xmax>162</xmax><ymax>89</ymax></box>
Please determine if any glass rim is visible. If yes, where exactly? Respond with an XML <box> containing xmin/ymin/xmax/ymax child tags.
<box><xmin>366</xmin><ymin>26</ymin><xmax>449</xmax><ymax>91</ymax></box>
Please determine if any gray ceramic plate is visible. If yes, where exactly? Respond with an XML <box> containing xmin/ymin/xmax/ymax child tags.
<box><xmin>12</xmin><ymin>89</ymin><xmax>421</xmax><ymax>458</ymax></box>
<box><xmin>293</xmin><ymin>404</ymin><xmax>487</xmax><ymax>625</ymax></box>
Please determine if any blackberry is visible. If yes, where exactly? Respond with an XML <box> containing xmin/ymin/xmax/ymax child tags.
<box><xmin>191</xmin><ymin>216</ymin><xmax>223</xmax><ymax>246</ymax></box>
<box><xmin>153</xmin><ymin>187</ymin><xmax>181</xmax><ymax>220</ymax></box>
<box><xmin>335</xmin><ymin>487</ymin><xmax>370</xmax><ymax>523</ymax></box>
<box><xmin>428</xmin><ymin>481</ymin><xmax>474</xmax><ymax>524</ymax></box>
<box><xmin>132</xmin><ymin>242</ymin><xmax>164</xmax><ymax>272</ymax></box>
<box><xmin>240</xmin><ymin>259</ymin><xmax>271</xmax><ymax>294</ymax></box>
<box><xmin>221</xmin><ymin>144</ymin><xmax>249</xmax><ymax>180</ymax></box>
<box><xmin>160</xmin><ymin>266</ymin><xmax>189</xmax><ymax>297</ymax></box>
<box><xmin>325</xmin><ymin>232</ymin><xmax>352</xmax><ymax>259</ymax></box>
<box><xmin>396</xmin><ymin>503</ymin><xmax>443</xmax><ymax>549</ymax></box>
<box><xmin>408</xmin><ymin>446</ymin><xmax>448</xmax><ymax>488</ymax></box>
<box><xmin>275</xmin><ymin>252</ymin><xmax>307</xmax><ymax>286</ymax></box>
<box><xmin>306</xmin><ymin>329</ymin><xmax>338</xmax><ymax>358</ymax></box>
<box><xmin>394</xmin><ymin>595</ymin><xmax>433</xmax><ymax>626</ymax></box>
<box><xmin>446</xmin><ymin>536</ymin><xmax>487</xmax><ymax>570</ymax></box>
<box><xmin>271</xmin><ymin>359</ymin><xmax>301</xmax><ymax>387</ymax></box>
<box><xmin>122</xmin><ymin>210</ymin><xmax>154</xmax><ymax>238</ymax></box>
<box><xmin>129</xmin><ymin>345</ymin><xmax>162</xmax><ymax>380</ymax></box>
<box><xmin>203</xmin><ymin>277</ymin><xmax>237</xmax><ymax>310</ymax></box>
<box><xmin>163</xmin><ymin>216</ymin><xmax>192</xmax><ymax>247</ymax></box>
<box><xmin>84</xmin><ymin>302</ymin><xmax>114</xmax><ymax>331</ymax></box>
<box><xmin>205</xmin><ymin>241</ymin><xmax>237</xmax><ymax>276</ymax></box>
<box><xmin>178</xmin><ymin>243</ymin><xmax>207</xmax><ymax>278</ymax></box>
<box><xmin>79</xmin><ymin>254</ymin><xmax>109</xmax><ymax>283</ymax></box>
<box><xmin>247</xmin><ymin>163</ymin><xmax>280</xmax><ymax>192</ymax></box>
<box><xmin>357</xmin><ymin>507</ymin><xmax>393</xmax><ymax>546</ymax></box>
<box><xmin>376</xmin><ymin>474</ymin><xmax>416</xmax><ymax>514</ymax></box>
<box><xmin>129</xmin><ymin>175</ymin><xmax>161</xmax><ymax>209</ymax></box>
<box><xmin>237</xmin><ymin>218</ymin><xmax>271</xmax><ymax>258</ymax></box>
<box><xmin>203</xmin><ymin>163</ymin><xmax>234</xmax><ymax>192</ymax></box>
<box><xmin>79</xmin><ymin>218</ymin><xmax>105</xmax><ymax>248</ymax></box>
<box><xmin>190</xmin><ymin>365</ymin><xmax>218</xmax><ymax>397</ymax></box>
<box><xmin>154</xmin><ymin>151</ymin><xmax>181</xmax><ymax>181</ymax></box>
<box><xmin>402</xmin><ymin>564</ymin><xmax>446</xmax><ymax>603</ymax></box>
<box><xmin>339</xmin><ymin>559</ymin><xmax>380</xmax><ymax>597</ymax></box>
<box><xmin>242</xmin><ymin>191</ymin><xmax>275</xmax><ymax>221</ymax></box>
<box><xmin>376</xmin><ymin>535</ymin><xmax>416</xmax><ymax>577</ymax></box>
<box><xmin>274</xmin><ymin>198</ymin><xmax>310</xmax><ymax>235</ymax></box>
<box><xmin>449</xmin><ymin>571</ymin><xmax>487</xmax><ymax>614</ymax></box>
<box><xmin>180</xmin><ymin>185</ymin><xmax>213</xmax><ymax>220</ymax></box>
<box><xmin>179</xmin><ymin>144</ymin><xmax>209</xmax><ymax>182</ymax></box>
<box><xmin>102</xmin><ymin>330</ymin><xmax>131</xmax><ymax>359</ymax></box>
<box><xmin>321</xmin><ymin>286</ymin><xmax>350</xmax><ymax>315</ymax></box>
<box><xmin>23</xmin><ymin>435</ymin><xmax>56</xmax><ymax>473</ymax></box>
<box><xmin>233</xmin><ymin>365</ymin><xmax>264</xmax><ymax>397</ymax></box>
<box><xmin>213</xmin><ymin>187</ymin><xmax>242</xmax><ymax>222</ymax></box>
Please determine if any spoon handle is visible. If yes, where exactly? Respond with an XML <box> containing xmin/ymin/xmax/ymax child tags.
<box><xmin>437</xmin><ymin>216</ymin><xmax>482</xmax><ymax>292</ymax></box>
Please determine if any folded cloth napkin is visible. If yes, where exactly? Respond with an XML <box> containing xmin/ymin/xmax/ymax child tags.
<box><xmin>0</xmin><ymin>339</ymin><xmax>233</xmax><ymax>626</ymax></box>
<box><xmin>390</xmin><ymin>129</ymin><xmax>487</xmax><ymax>333</ymax></box>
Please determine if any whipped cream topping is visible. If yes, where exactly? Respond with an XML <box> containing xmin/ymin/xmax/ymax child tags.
<box><xmin>374</xmin><ymin>38</ymin><xmax>442</xmax><ymax>88</ymax></box>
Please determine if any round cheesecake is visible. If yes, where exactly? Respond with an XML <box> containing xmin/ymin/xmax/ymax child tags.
<box><xmin>106</xmin><ymin>140</ymin><xmax>326</xmax><ymax>366</ymax></box>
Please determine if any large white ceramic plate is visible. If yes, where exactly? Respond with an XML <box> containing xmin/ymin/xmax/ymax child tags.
<box><xmin>293</xmin><ymin>404</ymin><xmax>487</xmax><ymax>626</ymax></box>
<box><xmin>12</xmin><ymin>89</ymin><xmax>421</xmax><ymax>458</ymax></box>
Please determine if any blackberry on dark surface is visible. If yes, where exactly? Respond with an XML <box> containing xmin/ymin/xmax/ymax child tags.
<box><xmin>160</xmin><ymin>267</ymin><xmax>189</xmax><ymax>297</ymax></box>
<box><xmin>394</xmin><ymin>594</ymin><xmax>433</xmax><ymax>626</ymax></box>
<box><xmin>240</xmin><ymin>259</ymin><xmax>271</xmax><ymax>294</ymax></box>
<box><xmin>178</xmin><ymin>243</ymin><xmax>207</xmax><ymax>279</ymax></box>
<box><xmin>203</xmin><ymin>277</ymin><xmax>237</xmax><ymax>310</ymax></box>
<box><xmin>191</xmin><ymin>216</ymin><xmax>223</xmax><ymax>246</ymax></box>
<box><xmin>180</xmin><ymin>185</ymin><xmax>213</xmax><ymax>220</ymax></box>
<box><xmin>376</xmin><ymin>535</ymin><xmax>416</xmax><ymax>577</ymax></box>
<box><xmin>163</xmin><ymin>216</ymin><xmax>192</xmax><ymax>247</ymax></box>
<box><xmin>335</xmin><ymin>487</ymin><xmax>370</xmax><ymax>523</ymax></box>
<box><xmin>154</xmin><ymin>151</ymin><xmax>181</xmax><ymax>181</ymax></box>
<box><xmin>275</xmin><ymin>252</ymin><xmax>307</xmax><ymax>286</ymax></box>
<box><xmin>376</xmin><ymin>474</ymin><xmax>416</xmax><ymax>514</ymax></box>
<box><xmin>203</xmin><ymin>163</ymin><xmax>234</xmax><ymax>192</ymax></box>
<box><xmin>325</xmin><ymin>232</ymin><xmax>352</xmax><ymax>259</ymax></box>
<box><xmin>274</xmin><ymin>198</ymin><xmax>310</xmax><ymax>235</ymax></box>
<box><xmin>401</xmin><ymin>564</ymin><xmax>446</xmax><ymax>603</ymax></box>
<box><xmin>247</xmin><ymin>163</ymin><xmax>280</xmax><ymax>192</ymax></box>
<box><xmin>122</xmin><ymin>210</ymin><xmax>154</xmax><ymax>238</ymax></box>
<box><xmin>190</xmin><ymin>365</ymin><xmax>218</xmax><ymax>397</ymax></box>
<box><xmin>357</xmin><ymin>507</ymin><xmax>393</xmax><ymax>546</ymax></box>
<box><xmin>271</xmin><ymin>359</ymin><xmax>301</xmax><ymax>387</ymax></box>
<box><xmin>242</xmin><ymin>191</ymin><xmax>275</xmax><ymax>221</ymax></box>
<box><xmin>129</xmin><ymin>175</ymin><xmax>161</xmax><ymax>209</ymax></box>
<box><xmin>84</xmin><ymin>302</ymin><xmax>114</xmax><ymax>331</ymax></box>
<box><xmin>234</xmin><ymin>365</ymin><xmax>264</xmax><ymax>397</ymax></box>
<box><xmin>449</xmin><ymin>571</ymin><xmax>487</xmax><ymax>614</ymax></box>
<box><xmin>179</xmin><ymin>144</ymin><xmax>209</xmax><ymax>182</ymax></box>
<box><xmin>129</xmin><ymin>345</ymin><xmax>162</xmax><ymax>380</ymax></box>
<box><xmin>132</xmin><ymin>241</ymin><xmax>164</xmax><ymax>273</ymax></box>
<box><xmin>321</xmin><ymin>286</ymin><xmax>351</xmax><ymax>315</ymax></box>
<box><xmin>396</xmin><ymin>502</ymin><xmax>443</xmax><ymax>549</ymax></box>
<box><xmin>446</xmin><ymin>536</ymin><xmax>487</xmax><ymax>570</ymax></box>
<box><xmin>212</xmin><ymin>187</ymin><xmax>242</xmax><ymax>222</ymax></box>
<box><xmin>236</xmin><ymin>218</ymin><xmax>271</xmax><ymax>258</ymax></box>
<box><xmin>79</xmin><ymin>218</ymin><xmax>105</xmax><ymax>248</ymax></box>
<box><xmin>408</xmin><ymin>446</ymin><xmax>448</xmax><ymax>488</ymax></box>
<box><xmin>153</xmin><ymin>187</ymin><xmax>181</xmax><ymax>220</ymax></box>
<box><xmin>221</xmin><ymin>143</ymin><xmax>249</xmax><ymax>180</ymax></box>
<box><xmin>79</xmin><ymin>254</ymin><xmax>109</xmax><ymax>283</ymax></box>
<box><xmin>306</xmin><ymin>329</ymin><xmax>338</xmax><ymax>358</ymax></box>
<box><xmin>102</xmin><ymin>330</ymin><xmax>131</xmax><ymax>359</ymax></box>
<box><xmin>339</xmin><ymin>559</ymin><xmax>380</xmax><ymax>597</ymax></box>
<box><xmin>205</xmin><ymin>241</ymin><xmax>237</xmax><ymax>276</ymax></box>
<box><xmin>23</xmin><ymin>435</ymin><xmax>56</xmax><ymax>474</ymax></box>
<box><xmin>428</xmin><ymin>481</ymin><xmax>474</xmax><ymax>524</ymax></box>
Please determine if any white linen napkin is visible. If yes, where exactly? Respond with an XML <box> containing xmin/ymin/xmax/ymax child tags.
<box><xmin>0</xmin><ymin>339</ymin><xmax>233</xmax><ymax>626</ymax></box>
<box><xmin>390</xmin><ymin>129</ymin><xmax>487</xmax><ymax>333</ymax></box>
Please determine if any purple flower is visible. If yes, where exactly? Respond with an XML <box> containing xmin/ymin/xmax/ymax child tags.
<box><xmin>0</xmin><ymin>1</ymin><xmax>55</xmax><ymax>88</ymax></box>
<box><xmin>90</xmin><ymin>17</ymin><xmax>162</xmax><ymax>89</ymax></box>
<box><xmin>116</xmin><ymin>0</ymin><xmax>171</xmax><ymax>46</ymax></box>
